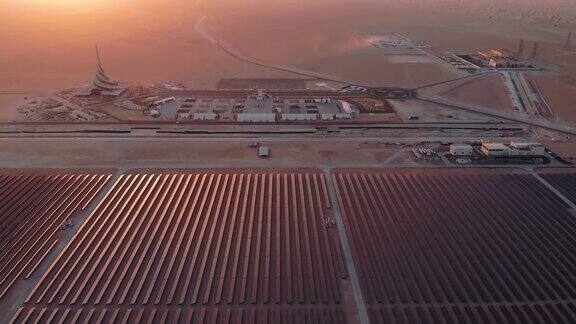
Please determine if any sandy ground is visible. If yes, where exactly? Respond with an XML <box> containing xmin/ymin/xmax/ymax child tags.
<box><xmin>389</xmin><ymin>99</ymin><xmax>500</xmax><ymax>123</ymax></box>
<box><xmin>544</xmin><ymin>140</ymin><xmax>576</xmax><ymax>160</ymax></box>
<box><xmin>424</xmin><ymin>74</ymin><xmax>516</xmax><ymax>114</ymax></box>
<box><xmin>537</xmin><ymin>129</ymin><xmax>576</xmax><ymax>160</ymax></box>
<box><xmin>94</xmin><ymin>104</ymin><xmax>152</xmax><ymax>122</ymax></box>
<box><xmin>0</xmin><ymin>138</ymin><xmax>402</xmax><ymax>169</ymax></box>
<box><xmin>210</xmin><ymin>7</ymin><xmax>461</xmax><ymax>88</ymax></box>
<box><xmin>299</xmin><ymin>49</ymin><xmax>458</xmax><ymax>88</ymax></box>
<box><xmin>0</xmin><ymin>5</ymin><xmax>295</xmax><ymax>92</ymax></box>
<box><xmin>0</xmin><ymin>95</ymin><xmax>26</xmax><ymax>122</ymax></box>
<box><xmin>2</xmin><ymin>1</ymin><xmax>572</xmax><ymax>92</ymax></box>
<box><xmin>529</xmin><ymin>75</ymin><xmax>576</xmax><ymax>126</ymax></box>
<box><xmin>208</xmin><ymin>3</ymin><xmax>572</xmax><ymax>88</ymax></box>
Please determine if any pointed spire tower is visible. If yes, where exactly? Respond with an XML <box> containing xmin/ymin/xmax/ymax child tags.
<box><xmin>92</xmin><ymin>46</ymin><xmax>124</xmax><ymax>93</ymax></box>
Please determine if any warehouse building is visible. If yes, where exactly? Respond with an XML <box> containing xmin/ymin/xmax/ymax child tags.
<box><xmin>193</xmin><ymin>113</ymin><xmax>217</xmax><ymax>121</ymax></box>
<box><xmin>282</xmin><ymin>114</ymin><xmax>318</xmax><ymax>121</ymax></box>
<box><xmin>450</xmin><ymin>144</ymin><xmax>473</xmax><ymax>156</ymax></box>
<box><xmin>480</xmin><ymin>142</ymin><xmax>545</xmax><ymax>158</ymax></box>
<box><xmin>236</xmin><ymin>113</ymin><xmax>276</xmax><ymax>123</ymax></box>
<box><xmin>335</xmin><ymin>113</ymin><xmax>352</xmax><ymax>119</ymax></box>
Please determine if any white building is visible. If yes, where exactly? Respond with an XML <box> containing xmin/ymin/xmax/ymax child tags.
<box><xmin>450</xmin><ymin>144</ymin><xmax>473</xmax><ymax>156</ymax></box>
<box><xmin>335</xmin><ymin>113</ymin><xmax>352</xmax><ymax>119</ymax></box>
<box><xmin>338</xmin><ymin>100</ymin><xmax>355</xmax><ymax>116</ymax></box>
<box><xmin>509</xmin><ymin>142</ymin><xmax>546</xmax><ymax>156</ymax></box>
<box><xmin>151</xmin><ymin>97</ymin><xmax>176</xmax><ymax>107</ymax></box>
<box><xmin>481</xmin><ymin>143</ymin><xmax>511</xmax><ymax>157</ymax></box>
<box><xmin>282</xmin><ymin>114</ymin><xmax>317</xmax><ymax>121</ymax></box>
<box><xmin>150</xmin><ymin>110</ymin><xmax>161</xmax><ymax>118</ymax></box>
<box><xmin>176</xmin><ymin>111</ymin><xmax>190</xmax><ymax>119</ymax></box>
<box><xmin>480</xmin><ymin>142</ymin><xmax>545</xmax><ymax>157</ymax></box>
<box><xmin>194</xmin><ymin>113</ymin><xmax>217</xmax><ymax>121</ymax></box>
<box><xmin>236</xmin><ymin>113</ymin><xmax>276</xmax><ymax>123</ymax></box>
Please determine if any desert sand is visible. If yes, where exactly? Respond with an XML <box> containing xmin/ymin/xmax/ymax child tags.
<box><xmin>0</xmin><ymin>94</ymin><xmax>29</xmax><ymax>122</ymax></box>
<box><xmin>424</xmin><ymin>74</ymin><xmax>516</xmax><ymax>114</ymax></box>
<box><xmin>2</xmin><ymin>1</ymin><xmax>574</xmax><ymax>92</ymax></box>
<box><xmin>530</xmin><ymin>75</ymin><xmax>576</xmax><ymax>126</ymax></box>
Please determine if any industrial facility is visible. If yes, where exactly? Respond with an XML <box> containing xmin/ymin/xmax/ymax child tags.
<box><xmin>480</xmin><ymin>141</ymin><xmax>546</xmax><ymax>157</ymax></box>
<box><xmin>449</xmin><ymin>144</ymin><xmax>474</xmax><ymax>156</ymax></box>
<box><xmin>449</xmin><ymin>141</ymin><xmax>546</xmax><ymax>159</ymax></box>
<box><xmin>140</xmin><ymin>90</ymin><xmax>357</xmax><ymax>123</ymax></box>
<box><xmin>480</xmin><ymin>48</ymin><xmax>534</xmax><ymax>69</ymax></box>
<box><xmin>446</xmin><ymin>40</ymin><xmax>540</xmax><ymax>71</ymax></box>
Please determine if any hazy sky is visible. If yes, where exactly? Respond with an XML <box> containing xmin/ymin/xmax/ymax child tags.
<box><xmin>1</xmin><ymin>0</ymin><xmax>574</xmax><ymax>90</ymax></box>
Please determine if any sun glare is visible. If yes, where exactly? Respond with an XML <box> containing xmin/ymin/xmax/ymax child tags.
<box><xmin>18</xmin><ymin>0</ymin><xmax>110</xmax><ymax>7</ymax></box>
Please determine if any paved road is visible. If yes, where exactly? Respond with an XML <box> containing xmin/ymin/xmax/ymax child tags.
<box><xmin>412</xmin><ymin>71</ymin><xmax>499</xmax><ymax>90</ymax></box>
<box><xmin>417</xmin><ymin>90</ymin><xmax>576</xmax><ymax>136</ymax></box>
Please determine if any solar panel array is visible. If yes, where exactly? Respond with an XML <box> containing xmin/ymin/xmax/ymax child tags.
<box><xmin>13</xmin><ymin>171</ymin><xmax>348</xmax><ymax>323</ymax></box>
<box><xmin>540</xmin><ymin>172</ymin><xmax>576</xmax><ymax>204</ymax></box>
<box><xmin>12</xmin><ymin>306</ymin><xmax>346</xmax><ymax>324</ymax></box>
<box><xmin>7</xmin><ymin>168</ymin><xmax>576</xmax><ymax>324</ymax></box>
<box><xmin>333</xmin><ymin>170</ymin><xmax>576</xmax><ymax>323</ymax></box>
<box><xmin>0</xmin><ymin>171</ymin><xmax>111</xmax><ymax>301</ymax></box>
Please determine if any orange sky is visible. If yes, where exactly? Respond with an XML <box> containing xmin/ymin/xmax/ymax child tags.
<box><xmin>1</xmin><ymin>0</ymin><xmax>574</xmax><ymax>91</ymax></box>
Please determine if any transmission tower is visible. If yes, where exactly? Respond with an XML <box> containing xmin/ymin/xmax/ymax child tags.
<box><xmin>516</xmin><ymin>39</ymin><xmax>524</xmax><ymax>61</ymax></box>
<box><xmin>530</xmin><ymin>42</ymin><xmax>539</xmax><ymax>61</ymax></box>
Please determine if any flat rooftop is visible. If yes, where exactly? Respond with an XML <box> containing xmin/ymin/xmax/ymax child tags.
<box><xmin>153</xmin><ymin>96</ymin><xmax>354</xmax><ymax>121</ymax></box>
